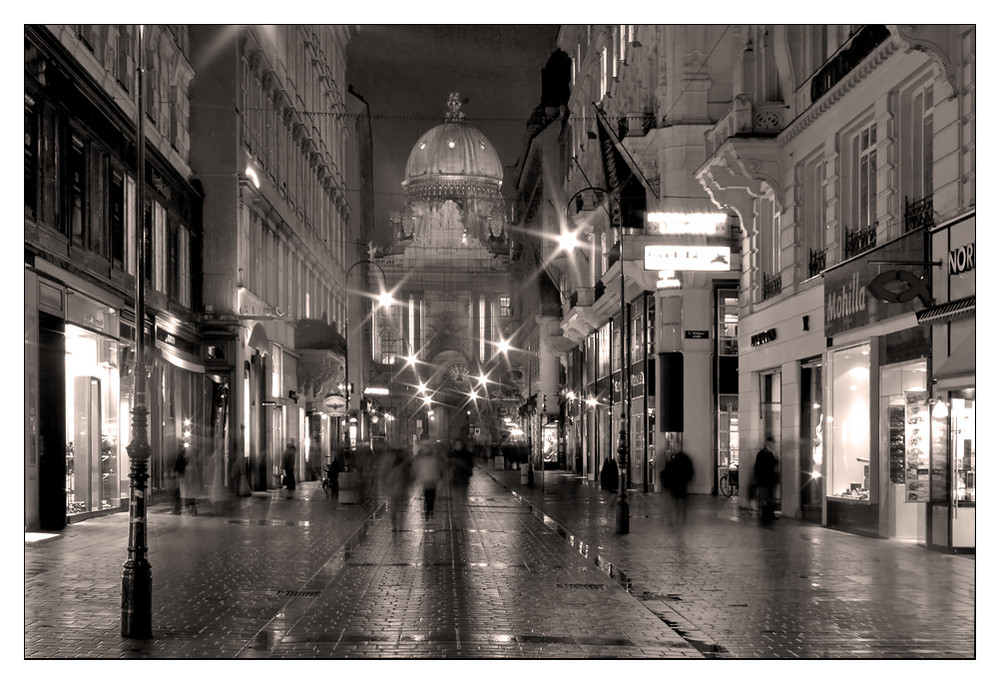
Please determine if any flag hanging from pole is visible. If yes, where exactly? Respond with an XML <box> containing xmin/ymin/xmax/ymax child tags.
<box><xmin>593</xmin><ymin>104</ymin><xmax>653</xmax><ymax>228</ymax></box>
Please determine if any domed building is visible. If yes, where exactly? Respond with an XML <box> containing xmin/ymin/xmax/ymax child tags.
<box><xmin>367</xmin><ymin>94</ymin><xmax>519</xmax><ymax>446</ymax></box>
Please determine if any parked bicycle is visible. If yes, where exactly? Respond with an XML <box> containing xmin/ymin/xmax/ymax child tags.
<box><xmin>321</xmin><ymin>460</ymin><xmax>341</xmax><ymax>499</ymax></box>
<box><xmin>718</xmin><ymin>462</ymin><xmax>739</xmax><ymax>498</ymax></box>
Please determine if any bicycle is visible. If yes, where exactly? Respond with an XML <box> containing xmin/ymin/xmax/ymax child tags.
<box><xmin>321</xmin><ymin>462</ymin><xmax>340</xmax><ymax>499</ymax></box>
<box><xmin>718</xmin><ymin>463</ymin><xmax>738</xmax><ymax>498</ymax></box>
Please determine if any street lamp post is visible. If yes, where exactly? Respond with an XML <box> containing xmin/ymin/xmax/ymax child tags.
<box><xmin>566</xmin><ymin>187</ymin><xmax>630</xmax><ymax>534</ymax></box>
<box><xmin>122</xmin><ymin>24</ymin><xmax>152</xmax><ymax>638</ymax></box>
<box><xmin>343</xmin><ymin>258</ymin><xmax>390</xmax><ymax>450</ymax></box>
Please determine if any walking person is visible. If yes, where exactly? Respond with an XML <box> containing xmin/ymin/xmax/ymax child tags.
<box><xmin>448</xmin><ymin>437</ymin><xmax>475</xmax><ymax>502</ymax></box>
<box><xmin>413</xmin><ymin>438</ymin><xmax>444</xmax><ymax>520</ymax></box>
<box><xmin>172</xmin><ymin>445</ymin><xmax>196</xmax><ymax>515</ymax></box>
<box><xmin>753</xmin><ymin>437</ymin><xmax>779</xmax><ymax>522</ymax></box>
<box><xmin>660</xmin><ymin>449</ymin><xmax>694</xmax><ymax>523</ymax></box>
<box><xmin>381</xmin><ymin>446</ymin><xmax>413</xmax><ymax>532</ymax></box>
<box><xmin>282</xmin><ymin>442</ymin><xmax>297</xmax><ymax>499</ymax></box>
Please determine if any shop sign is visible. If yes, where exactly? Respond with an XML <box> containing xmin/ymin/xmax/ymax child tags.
<box><xmin>823</xmin><ymin>230</ymin><xmax>926</xmax><ymax>337</ymax></box>
<box><xmin>868</xmin><ymin>269</ymin><xmax>933</xmax><ymax>307</ymax></box>
<box><xmin>684</xmin><ymin>330</ymin><xmax>709</xmax><ymax>339</ymax></box>
<box><xmin>644</xmin><ymin>244</ymin><xmax>731</xmax><ymax>271</ymax></box>
<box><xmin>750</xmin><ymin>328</ymin><xmax>777</xmax><ymax>347</ymax></box>
<box><xmin>949</xmin><ymin>242</ymin><xmax>975</xmax><ymax>275</ymax></box>
<box><xmin>66</xmin><ymin>291</ymin><xmax>115</xmax><ymax>334</ymax></box>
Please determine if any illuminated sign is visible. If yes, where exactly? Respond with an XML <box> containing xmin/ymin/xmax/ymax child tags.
<box><xmin>656</xmin><ymin>271</ymin><xmax>681</xmax><ymax>289</ymax></box>
<box><xmin>644</xmin><ymin>245</ymin><xmax>731</xmax><ymax>271</ymax></box>
<box><xmin>363</xmin><ymin>387</ymin><xmax>390</xmax><ymax>396</ymax></box>
<box><xmin>949</xmin><ymin>242</ymin><xmax>975</xmax><ymax>275</ymax></box>
<box><xmin>647</xmin><ymin>212</ymin><xmax>728</xmax><ymax>235</ymax></box>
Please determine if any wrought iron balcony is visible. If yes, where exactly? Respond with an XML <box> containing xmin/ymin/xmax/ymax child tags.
<box><xmin>808</xmin><ymin>248</ymin><xmax>827</xmax><ymax>278</ymax></box>
<box><xmin>761</xmin><ymin>271</ymin><xmax>782</xmax><ymax>301</ymax></box>
<box><xmin>904</xmin><ymin>195</ymin><xmax>934</xmax><ymax>233</ymax></box>
<box><xmin>844</xmin><ymin>221</ymin><xmax>877</xmax><ymax>259</ymax></box>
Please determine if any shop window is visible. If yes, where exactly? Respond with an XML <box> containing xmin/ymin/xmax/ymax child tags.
<box><xmin>881</xmin><ymin>360</ymin><xmax>929</xmax><ymax>498</ymax></box>
<box><xmin>64</xmin><ymin>325</ymin><xmax>122</xmax><ymax>515</ymax></box>
<box><xmin>828</xmin><ymin>344</ymin><xmax>871</xmax><ymax>500</ymax></box>
<box><xmin>949</xmin><ymin>392</ymin><xmax>975</xmax><ymax>503</ymax></box>
<box><xmin>759</xmin><ymin>370</ymin><xmax>781</xmax><ymax>450</ymax></box>
<box><xmin>800</xmin><ymin>360</ymin><xmax>824</xmax><ymax>510</ymax></box>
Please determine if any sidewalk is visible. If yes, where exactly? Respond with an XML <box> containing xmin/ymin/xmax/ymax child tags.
<box><xmin>480</xmin><ymin>462</ymin><xmax>975</xmax><ymax>658</ymax></box>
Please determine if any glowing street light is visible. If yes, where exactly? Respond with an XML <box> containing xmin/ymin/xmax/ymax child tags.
<box><xmin>478</xmin><ymin>373</ymin><xmax>489</xmax><ymax>386</ymax></box>
<box><xmin>496</xmin><ymin>338</ymin><xmax>511</xmax><ymax>354</ymax></box>
<box><xmin>417</xmin><ymin>383</ymin><xmax>427</xmax><ymax>394</ymax></box>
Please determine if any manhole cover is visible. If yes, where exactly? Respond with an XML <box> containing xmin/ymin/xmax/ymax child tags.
<box><xmin>274</xmin><ymin>590</ymin><xmax>320</xmax><ymax>598</ymax></box>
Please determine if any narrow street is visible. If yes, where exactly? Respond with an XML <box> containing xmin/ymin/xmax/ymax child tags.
<box><xmin>24</xmin><ymin>463</ymin><xmax>975</xmax><ymax>659</ymax></box>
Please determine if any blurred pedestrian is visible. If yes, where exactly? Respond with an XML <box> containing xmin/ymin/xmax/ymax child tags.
<box><xmin>413</xmin><ymin>438</ymin><xmax>445</xmax><ymax>520</ymax></box>
<box><xmin>381</xmin><ymin>446</ymin><xmax>413</xmax><ymax>532</ymax></box>
<box><xmin>448</xmin><ymin>437</ymin><xmax>475</xmax><ymax>501</ymax></box>
<box><xmin>600</xmin><ymin>456</ymin><xmax>618</xmax><ymax>491</ymax></box>
<box><xmin>282</xmin><ymin>442</ymin><xmax>297</xmax><ymax>499</ymax></box>
<box><xmin>661</xmin><ymin>450</ymin><xmax>694</xmax><ymax>523</ymax></box>
<box><xmin>172</xmin><ymin>445</ymin><xmax>196</xmax><ymax>515</ymax></box>
<box><xmin>753</xmin><ymin>437</ymin><xmax>779</xmax><ymax>522</ymax></box>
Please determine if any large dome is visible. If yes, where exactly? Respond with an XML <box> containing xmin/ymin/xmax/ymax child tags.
<box><xmin>402</xmin><ymin>93</ymin><xmax>503</xmax><ymax>195</ymax></box>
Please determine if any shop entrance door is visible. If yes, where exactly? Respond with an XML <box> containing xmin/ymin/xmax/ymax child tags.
<box><xmin>69</xmin><ymin>377</ymin><xmax>101</xmax><ymax>513</ymax></box>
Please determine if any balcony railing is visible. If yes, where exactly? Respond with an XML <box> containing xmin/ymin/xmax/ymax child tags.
<box><xmin>844</xmin><ymin>221</ymin><xmax>878</xmax><ymax>259</ymax></box>
<box><xmin>808</xmin><ymin>248</ymin><xmax>827</xmax><ymax>278</ymax></box>
<box><xmin>904</xmin><ymin>195</ymin><xmax>934</xmax><ymax>233</ymax></box>
<box><xmin>761</xmin><ymin>271</ymin><xmax>782</xmax><ymax>301</ymax></box>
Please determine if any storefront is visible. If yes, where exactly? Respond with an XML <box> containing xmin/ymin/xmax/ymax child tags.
<box><xmin>151</xmin><ymin>315</ymin><xmax>209</xmax><ymax>499</ymax></box>
<box><xmin>63</xmin><ymin>294</ymin><xmax>127</xmax><ymax>519</ymax></box>
<box><xmin>923</xmin><ymin>212</ymin><xmax>975</xmax><ymax>553</ymax></box>
<box><xmin>823</xmin><ymin>230</ymin><xmax>932</xmax><ymax>539</ymax></box>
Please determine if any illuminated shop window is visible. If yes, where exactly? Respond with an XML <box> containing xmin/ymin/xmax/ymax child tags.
<box><xmin>828</xmin><ymin>344</ymin><xmax>871</xmax><ymax>500</ymax></box>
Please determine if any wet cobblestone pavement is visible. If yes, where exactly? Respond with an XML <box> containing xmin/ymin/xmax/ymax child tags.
<box><xmin>24</xmin><ymin>462</ymin><xmax>975</xmax><ymax>660</ymax></box>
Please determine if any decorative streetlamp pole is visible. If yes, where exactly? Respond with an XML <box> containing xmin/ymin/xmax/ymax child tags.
<box><xmin>343</xmin><ymin>258</ymin><xmax>391</xmax><ymax>449</ymax></box>
<box><xmin>566</xmin><ymin>187</ymin><xmax>629</xmax><ymax>534</ymax></box>
<box><xmin>122</xmin><ymin>24</ymin><xmax>152</xmax><ymax>638</ymax></box>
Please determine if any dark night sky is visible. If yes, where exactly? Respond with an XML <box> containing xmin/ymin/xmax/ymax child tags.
<box><xmin>346</xmin><ymin>24</ymin><xmax>561</xmax><ymax>244</ymax></box>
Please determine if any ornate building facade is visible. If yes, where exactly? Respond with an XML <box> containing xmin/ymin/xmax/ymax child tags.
<box><xmin>189</xmin><ymin>25</ymin><xmax>363</xmax><ymax>492</ymax></box>
<box><xmin>698</xmin><ymin>25</ymin><xmax>975</xmax><ymax>550</ymax></box>
<box><xmin>370</xmin><ymin>94</ymin><xmax>518</xmax><ymax>448</ymax></box>
<box><xmin>25</xmin><ymin>25</ymin><xmax>200</xmax><ymax>529</ymax></box>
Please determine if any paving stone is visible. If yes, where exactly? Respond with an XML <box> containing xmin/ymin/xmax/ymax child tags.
<box><xmin>24</xmin><ymin>464</ymin><xmax>974</xmax><ymax>659</ymax></box>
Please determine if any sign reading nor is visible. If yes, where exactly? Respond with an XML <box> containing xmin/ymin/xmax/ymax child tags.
<box><xmin>644</xmin><ymin>245</ymin><xmax>731</xmax><ymax>271</ymax></box>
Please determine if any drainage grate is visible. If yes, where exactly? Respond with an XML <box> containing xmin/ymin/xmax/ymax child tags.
<box><xmin>638</xmin><ymin>591</ymin><xmax>683</xmax><ymax>601</ymax></box>
<box><xmin>274</xmin><ymin>590</ymin><xmax>321</xmax><ymax>598</ymax></box>
<box><xmin>555</xmin><ymin>583</ymin><xmax>607</xmax><ymax>590</ymax></box>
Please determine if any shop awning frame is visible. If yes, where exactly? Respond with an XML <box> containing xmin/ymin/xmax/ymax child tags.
<box><xmin>916</xmin><ymin>295</ymin><xmax>975</xmax><ymax>325</ymax></box>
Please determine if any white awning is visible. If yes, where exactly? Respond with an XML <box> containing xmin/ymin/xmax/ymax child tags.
<box><xmin>935</xmin><ymin>328</ymin><xmax>975</xmax><ymax>380</ymax></box>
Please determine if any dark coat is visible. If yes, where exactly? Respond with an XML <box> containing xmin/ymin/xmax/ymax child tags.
<box><xmin>662</xmin><ymin>451</ymin><xmax>694</xmax><ymax>497</ymax></box>
<box><xmin>753</xmin><ymin>446</ymin><xmax>779</xmax><ymax>489</ymax></box>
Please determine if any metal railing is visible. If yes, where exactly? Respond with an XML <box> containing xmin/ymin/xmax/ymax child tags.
<box><xmin>761</xmin><ymin>271</ymin><xmax>782</xmax><ymax>301</ymax></box>
<box><xmin>808</xmin><ymin>248</ymin><xmax>827</xmax><ymax>278</ymax></box>
<box><xmin>904</xmin><ymin>195</ymin><xmax>934</xmax><ymax>233</ymax></box>
<box><xmin>844</xmin><ymin>221</ymin><xmax>877</xmax><ymax>259</ymax></box>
